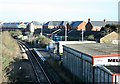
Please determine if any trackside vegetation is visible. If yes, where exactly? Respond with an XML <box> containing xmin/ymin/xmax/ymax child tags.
<box><xmin>1</xmin><ymin>31</ymin><xmax>21</xmax><ymax>82</ymax></box>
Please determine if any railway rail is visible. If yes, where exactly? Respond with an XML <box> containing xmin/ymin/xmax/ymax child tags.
<box><xmin>18</xmin><ymin>40</ymin><xmax>51</xmax><ymax>84</ymax></box>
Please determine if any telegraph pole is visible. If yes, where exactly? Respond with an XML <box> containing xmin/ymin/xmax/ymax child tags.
<box><xmin>82</xmin><ymin>28</ymin><xmax>84</xmax><ymax>41</ymax></box>
<box><xmin>65</xmin><ymin>27</ymin><xmax>67</xmax><ymax>41</ymax></box>
<box><xmin>40</xmin><ymin>27</ymin><xmax>43</xmax><ymax>36</ymax></box>
<box><xmin>40</xmin><ymin>23</ymin><xmax>43</xmax><ymax>36</ymax></box>
<box><xmin>65</xmin><ymin>23</ymin><xmax>69</xmax><ymax>41</ymax></box>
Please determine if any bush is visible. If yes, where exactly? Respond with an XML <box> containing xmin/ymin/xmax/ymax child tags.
<box><xmin>35</xmin><ymin>35</ymin><xmax>52</xmax><ymax>48</ymax></box>
<box><xmin>10</xmin><ymin>30</ymin><xmax>22</xmax><ymax>37</ymax></box>
<box><xmin>86</xmin><ymin>34</ymin><xmax>95</xmax><ymax>41</ymax></box>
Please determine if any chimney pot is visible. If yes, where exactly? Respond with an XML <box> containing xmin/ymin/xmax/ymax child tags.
<box><xmin>88</xmin><ymin>18</ymin><xmax>90</xmax><ymax>22</ymax></box>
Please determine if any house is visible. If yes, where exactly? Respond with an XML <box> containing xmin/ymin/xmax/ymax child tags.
<box><xmin>32</xmin><ymin>21</ymin><xmax>42</xmax><ymax>29</ymax></box>
<box><xmin>85</xmin><ymin>19</ymin><xmax>119</xmax><ymax>31</ymax></box>
<box><xmin>90</xmin><ymin>21</ymin><xmax>106</xmax><ymax>31</ymax></box>
<box><xmin>85</xmin><ymin>18</ymin><xmax>93</xmax><ymax>31</ymax></box>
<box><xmin>42</xmin><ymin>21</ymin><xmax>68</xmax><ymax>38</ymax></box>
<box><xmin>70</xmin><ymin>21</ymin><xmax>86</xmax><ymax>31</ymax></box>
<box><xmin>58</xmin><ymin>21</ymin><xmax>68</xmax><ymax>29</ymax></box>
<box><xmin>2</xmin><ymin>22</ymin><xmax>28</xmax><ymax>31</ymax></box>
<box><xmin>56</xmin><ymin>21</ymin><xmax>90</xmax><ymax>41</ymax></box>
<box><xmin>85</xmin><ymin>19</ymin><xmax>106</xmax><ymax>31</ymax></box>
<box><xmin>85</xmin><ymin>19</ymin><xmax>112</xmax><ymax>31</ymax></box>
<box><xmin>43</xmin><ymin>21</ymin><xmax>49</xmax><ymax>28</ymax></box>
<box><xmin>43</xmin><ymin>21</ymin><xmax>67</xmax><ymax>29</ymax></box>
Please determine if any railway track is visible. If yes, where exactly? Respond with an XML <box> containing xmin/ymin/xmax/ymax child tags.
<box><xmin>18</xmin><ymin>40</ymin><xmax>51</xmax><ymax>84</ymax></box>
<box><xmin>32</xmin><ymin>49</ymin><xmax>64</xmax><ymax>83</ymax></box>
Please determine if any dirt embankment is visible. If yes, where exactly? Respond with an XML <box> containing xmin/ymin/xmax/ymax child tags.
<box><xmin>0</xmin><ymin>31</ymin><xmax>35</xmax><ymax>83</ymax></box>
<box><xmin>0</xmin><ymin>31</ymin><xmax>21</xmax><ymax>83</ymax></box>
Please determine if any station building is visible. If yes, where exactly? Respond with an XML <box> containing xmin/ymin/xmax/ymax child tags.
<box><xmin>62</xmin><ymin>43</ymin><xmax>120</xmax><ymax>83</ymax></box>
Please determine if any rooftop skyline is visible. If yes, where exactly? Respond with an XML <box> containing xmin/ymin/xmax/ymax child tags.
<box><xmin>0</xmin><ymin>0</ymin><xmax>119</xmax><ymax>22</ymax></box>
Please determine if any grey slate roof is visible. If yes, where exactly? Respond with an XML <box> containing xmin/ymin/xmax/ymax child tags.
<box><xmin>49</xmin><ymin>21</ymin><xmax>61</xmax><ymax>26</ymax></box>
<box><xmin>91</xmin><ymin>21</ymin><xmax>106</xmax><ymax>27</ymax></box>
<box><xmin>32</xmin><ymin>21</ymin><xmax>42</xmax><ymax>26</ymax></box>
<box><xmin>91</xmin><ymin>21</ymin><xmax>119</xmax><ymax>27</ymax></box>
<box><xmin>43</xmin><ymin>21</ymin><xmax>68</xmax><ymax>27</ymax></box>
<box><xmin>106</xmin><ymin>21</ymin><xmax>119</xmax><ymax>25</ymax></box>
<box><xmin>64</xmin><ymin>43</ymin><xmax>120</xmax><ymax>56</ymax></box>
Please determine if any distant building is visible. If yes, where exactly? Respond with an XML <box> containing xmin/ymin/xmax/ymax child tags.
<box><xmin>1</xmin><ymin>22</ymin><xmax>28</xmax><ymax>31</ymax></box>
<box><xmin>24</xmin><ymin>21</ymin><xmax>42</xmax><ymax>33</ymax></box>
<box><xmin>85</xmin><ymin>19</ymin><xmax>118</xmax><ymax>31</ymax></box>
<box><xmin>43</xmin><ymin>21</ymin><xmax>49</xmax><ymax>29</ymax></box>
<box><xmin>43</xmin><ymin>21</ymin><xmax>67</xmax><ymax>29</ymax></box>
<box><xmin>85</xmin><ymin>18</ymin><xmax>93</xmax><ymax>31</ymax></box>
<box><xmin>58</xmin><ymin>21</ymin><xmax>68</xmax><ymax>29</ymax></box>
<box><xmin>32</xmin><ymin>21</ymin><xmax>42</xmax><ymax>29</ymax></box>
<box><xmin>85</xmin><ymin>19</ymin><xmax>106</xmax><ymax>31</ymax></box>
<box><xmin>91</xmin><ymin>21</ymin><xmax>106</xmax><ymax>31</ymax></box>
<box><xmin>70</xmin><ymin>21</ymin><xmax>86</xmax><ymax>31</ymax></box>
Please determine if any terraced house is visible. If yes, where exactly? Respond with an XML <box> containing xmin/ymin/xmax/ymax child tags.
<box><xmin>43</xmin><ymin>21</ymin><xmax>68</xmax><ymax>29</ymax></box>
<box><xmin>70</xmin><ymin>21</ymin><xmax>86</xmax><ymax>31</ymax></box>
<box><xmin>85</xmin><ymin>19</ymin><xmax>118</xmax><ymax>31</ymax></box>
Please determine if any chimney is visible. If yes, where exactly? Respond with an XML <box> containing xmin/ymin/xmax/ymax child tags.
<box><xmin>103</xmin><ymin>19</ymin><xmax>106</xmax><ymax>22</ymax></box>
<box><xmin>88</xmin><ymin>18</ymin><xmax>90</xmax><ymax>22</ymax></box>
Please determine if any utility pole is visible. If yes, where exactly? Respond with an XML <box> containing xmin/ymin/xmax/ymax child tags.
<box><xmin>40</xmin><ymin>23</ymin><xmax>43</xmax><ymax>36</ymax></box>
<box><xmin>65</xmin><ymin>27</ymin><xmax>67</xmax><ymax>41</ymax></box>
<box><xmin>40</xmin><ymin>27</ymin><xmax>43</xmax><ymax>36</ymax></box>
<box><xmin>65</xmin><ymin>23</ymin><xmax>69</xmax><ymax>41</ymax></box>
<box><xmin>82</xmin><ymin>28</ymin><xmax>84</xmax><ymax>41</ymax></box>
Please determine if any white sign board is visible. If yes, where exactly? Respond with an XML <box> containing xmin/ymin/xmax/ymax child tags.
<box><xmin>93</xmin><ymin>56</ymin><xmax>120</xmax><ymax>66</ymax></box>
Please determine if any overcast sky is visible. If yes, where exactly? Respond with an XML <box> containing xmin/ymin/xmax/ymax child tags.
<box><xmin>0</xmin><ymin>0</ymin><xmax>119</xmax><ymax>22</ymax></box>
